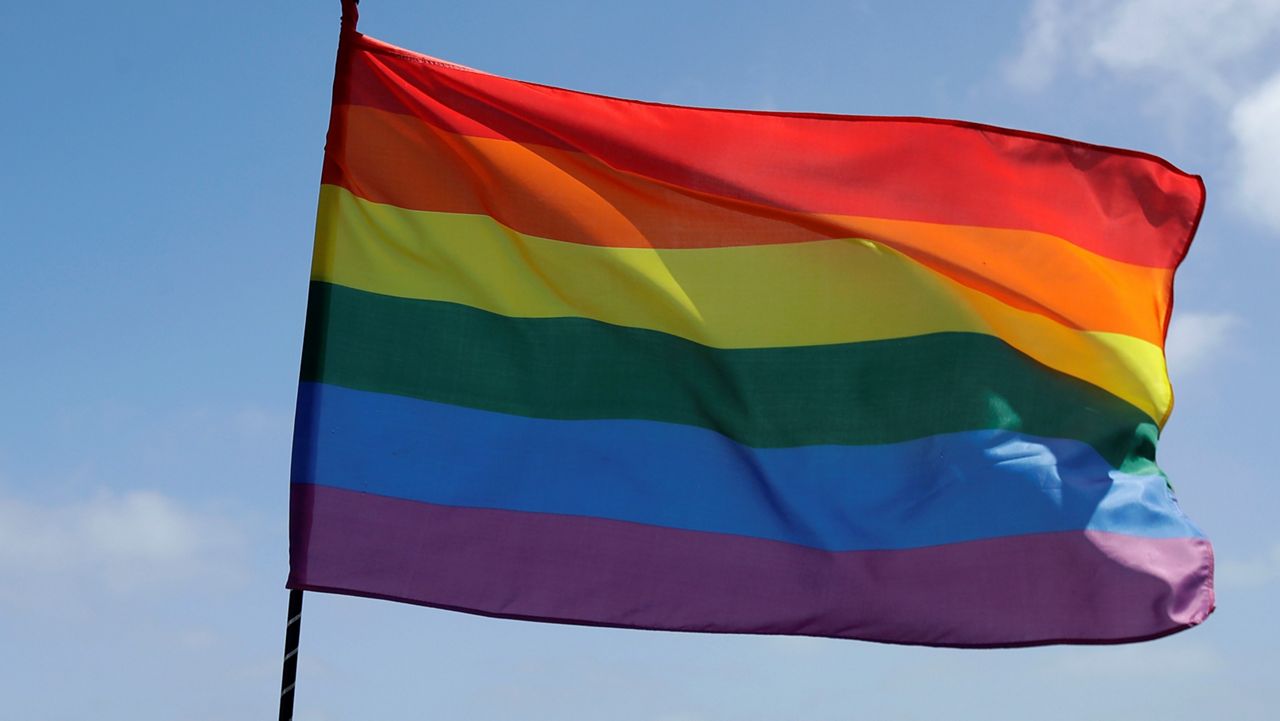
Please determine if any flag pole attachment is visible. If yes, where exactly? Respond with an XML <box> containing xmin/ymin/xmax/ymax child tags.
<box><xmin>277</xmin><ymin>589</ymin><xmax>305</xmax><ymax>721</ymax></box>
<box><xmin>277</xmin><ymin>7</ymin><xmax>359</xmax><ymax>721</ymax></box>
<box><xmin>343</xmin><ymin>0</ymin><xmax>359</xmax><ymax>33</ymax></box>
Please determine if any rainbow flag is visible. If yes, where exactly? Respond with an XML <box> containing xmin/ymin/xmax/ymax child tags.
<box><xmin>289</xmin><ymin>20</ymin><xmax>1213</xmax><ymax>647</ymax></box>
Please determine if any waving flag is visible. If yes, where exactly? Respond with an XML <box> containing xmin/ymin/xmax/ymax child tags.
<box><xmin>289</xmin><ymin>18</ymin><xmax>1213</xmax><ymax>647</ymax></box>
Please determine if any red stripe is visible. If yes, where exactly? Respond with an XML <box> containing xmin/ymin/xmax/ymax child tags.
<box><xmin>338</xmin><ymin>33</ymin><xmax>1203</xmax><ymax>269</ymax></box>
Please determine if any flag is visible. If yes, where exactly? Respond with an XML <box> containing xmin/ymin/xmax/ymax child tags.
<box><xmin>289</xmin><ymin>20</ymin><xmax>1213</xmax><ymax>647</ymax></box>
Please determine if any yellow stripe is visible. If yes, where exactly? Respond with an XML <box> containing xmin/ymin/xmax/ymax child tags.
<box><xmin>313</xmin><ymin>184</ymin><xmax>1171</xmax><ymax>422</ymax></box>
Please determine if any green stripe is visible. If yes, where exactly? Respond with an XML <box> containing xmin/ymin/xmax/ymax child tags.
<box><xmin>301</xmin><ymin>282</ymin><xmax>1160</xmax><ymax>473</ymax></box>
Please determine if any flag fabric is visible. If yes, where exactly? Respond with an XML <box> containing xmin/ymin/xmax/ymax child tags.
<box><xmin>289</xmin><ymin>18</ymin><xmax>1213</xmax><ymax>647</ymax></box>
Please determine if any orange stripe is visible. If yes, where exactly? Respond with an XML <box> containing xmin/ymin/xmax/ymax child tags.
<box><xmin>325</xmin><ymin>104</ymin><xmax>1173</xmax><ymax>344</ymax></box>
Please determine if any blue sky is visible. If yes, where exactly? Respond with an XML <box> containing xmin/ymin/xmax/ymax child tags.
<box><xmin>2</xmin><ymin>1</ymin><xmax>1278</xmax><ymax>718</ymax></box>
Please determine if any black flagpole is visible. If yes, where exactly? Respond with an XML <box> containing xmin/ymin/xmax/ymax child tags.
<box><xmin>277</xmin><ymin>589</ymin><xmax>305</xmax><ymax>721</ymax></box>
<box><xmin>277</xmin><ymin>4</ymin><xmax>359</xmax><ymax>720</ymax></box>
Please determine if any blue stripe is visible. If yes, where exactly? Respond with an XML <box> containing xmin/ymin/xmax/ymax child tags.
<box><xmin>291</xmin><ymin>383</ymin><xmax>1203</xmax><ymax>551</ymax></box>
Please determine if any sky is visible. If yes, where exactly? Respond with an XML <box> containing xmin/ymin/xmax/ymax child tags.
<box><xmin>1</xmin><ymin>0</ymin><xmax>1278</xmax><ymax>718</ymax></box>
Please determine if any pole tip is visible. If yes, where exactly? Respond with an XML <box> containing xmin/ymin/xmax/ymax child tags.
<box><xmin>341</xmin><ymin>0</ymin><xmax>360</xmax><ymax>32</ymax></box>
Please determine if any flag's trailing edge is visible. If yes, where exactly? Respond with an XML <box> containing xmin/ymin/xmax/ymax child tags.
<box><xmin>289</xmin><ymin>14</ymin><xmax>1213</xmax><ymax>648</ymax></box>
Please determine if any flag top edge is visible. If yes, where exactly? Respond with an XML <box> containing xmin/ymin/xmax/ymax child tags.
<box><xmin>346</xmin><ymin>32</ymin><xmax>1206</xmax><ymax>187</ymax></box>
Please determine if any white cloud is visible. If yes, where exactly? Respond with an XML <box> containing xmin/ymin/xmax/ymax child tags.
<box><xmin>1005</xmin><ymin>0</ymin><xmax>1280</xmax><ymax>232</ymax></box>
<box><xmin>1003</xmin><ymin>0</ymin><xmax>1074</xmax><ymax>91</ymax></box>
<box><xmin>1090</xmin><ymin>0</ymin><xmax>1280</xmax><ymax>102</ymax></box>
<box><xmin>1165</xmin><ymin>311</ymin><xmax>1241</xmax><ymax>375</ymax></box>
<box><xmin>1006</xmin><ymin>0</ymin><xmax>1280</xmax><ymax>97</ymax></box>
<box><xmin>1230</xmin><ymin>70</ymin><xmax>1280</xmax><ymax>230</ymax></box>
<box><xmin>0</xmin><ymin>488</ymin><xmax>242</xmax><ymax>604</ymax></box>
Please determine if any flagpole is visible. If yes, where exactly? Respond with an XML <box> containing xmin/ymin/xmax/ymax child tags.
<box><xmin>343</xmin><ymin>0</ymin><xmax>360</xmax><ymax>33</ymax></box>
<box><xmin>276</xmin><ymin>589</ymin><xmax>305</xmax><ymax>720</ymax></box>
<box><xmin>276</xmin><ymin>5</ymin><xmax>359</xmax><ymax>720</ymax></box>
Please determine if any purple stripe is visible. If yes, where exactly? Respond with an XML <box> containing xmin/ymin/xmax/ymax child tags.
<box><xmin>289</xmin><ymin>485</ymin><xmax>1214</xmax><ymax>648</ymax></box>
